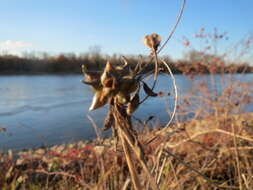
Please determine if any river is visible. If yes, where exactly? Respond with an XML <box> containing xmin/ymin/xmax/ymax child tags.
<box><xmin>0</xmin><ymin>74</ymin><xmax>252</xmax><ymax>151</ymax></box>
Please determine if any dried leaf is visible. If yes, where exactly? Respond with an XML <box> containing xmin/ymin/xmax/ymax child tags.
<box><xmin>89</xmin><ymin>90</ymin><xmax>108</xmax><ymax>111</ymax></box>
<box><xmin>101</xmin><ymin>61</ymin><xmax>116</xmax><ymax>87</ymax></box>
<box><xmin>143</xmin><ymin>82</ymin><xmax>157</xmax><ymax>97</ymax></box>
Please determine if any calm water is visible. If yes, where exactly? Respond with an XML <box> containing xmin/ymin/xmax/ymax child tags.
<box><xmin>0</xmin><ymin>74</ymin><xmax>252</xmax><ymax>151</ymax></box>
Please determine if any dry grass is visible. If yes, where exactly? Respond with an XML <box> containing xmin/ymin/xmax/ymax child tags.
<box><xmin>1</xmin><ymin>113</ymin><xmax>253</xmax><ymax>190</ymax></box>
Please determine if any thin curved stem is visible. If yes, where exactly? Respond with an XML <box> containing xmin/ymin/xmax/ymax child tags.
<box><xmin>157</xmin><ymin>0</ymin><xmax>186</xmax><ymax>55</ymax></box>
<box><xmin>160</xmin><ymin>58</ymin><xmax>178</xmax><ymax>128</ymax></box>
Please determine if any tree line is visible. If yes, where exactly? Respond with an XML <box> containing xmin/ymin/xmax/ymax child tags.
<box><xmin>0</xmin><ymin>50</ymin><xmax>252</xmax><ymax>75</ymax></box>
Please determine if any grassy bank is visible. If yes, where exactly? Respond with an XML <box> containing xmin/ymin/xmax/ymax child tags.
<box><xmin>1</xmin><ymin>113</ymin><xmax>253</xmax><ymax>189</ymax></box>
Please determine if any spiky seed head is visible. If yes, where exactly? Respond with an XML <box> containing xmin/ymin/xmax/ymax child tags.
<box><xmin>89</xmin><ymin>90</ymin><xmax>107</xmax><ymax>111</ymax></box>
<box><xmin>101</xmin><ymin>61</ymin><xmax>116</xmax><ymax>87</ymax></box>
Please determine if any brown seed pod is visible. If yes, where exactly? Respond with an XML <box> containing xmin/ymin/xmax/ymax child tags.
<box><xmin>89</xmin><ymin>89</ymin><xmax>108</xmax><ymax>111</ymax></box>
<box><xmin>101</xmin><ymin>61</ymin><xmax>117</xmax><ymax>87</ymax></box>
<box><xmin>143</xmin><ymin>33</ymin><xmax>162</xmax><ymax>51</ymax></box>
<box><xmin>126</xmin><ymin>93</ymin><xmax>140</xmax><ymax>115</ymax></box>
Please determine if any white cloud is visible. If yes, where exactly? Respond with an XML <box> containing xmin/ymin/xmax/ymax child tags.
<box><xmin>0</xmin><ymin>40</ymin><xmax>33</xmax><ymax>56</ymax></box>
<box><xmin>0</xmin><ymin>40</ymin><xmax>33</xmax><ymax>50</ymax></box>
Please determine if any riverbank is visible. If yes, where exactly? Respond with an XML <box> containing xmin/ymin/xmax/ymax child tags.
<box><xmin>1</xmin><ymin>112</ymin><xmax>253</xmax><ymax>189</ymax></box>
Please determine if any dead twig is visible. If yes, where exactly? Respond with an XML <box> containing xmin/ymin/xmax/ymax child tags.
<box><xmin>87</xmin><ymin>114</ymin><xmax>101</xmax><ymax>140</ymax></box>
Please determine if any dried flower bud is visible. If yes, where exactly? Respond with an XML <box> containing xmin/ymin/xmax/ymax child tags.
<box><xmin>143</xmin><ymin>33</ymin><xmax>162</xmax><ymax>51</ymax></box>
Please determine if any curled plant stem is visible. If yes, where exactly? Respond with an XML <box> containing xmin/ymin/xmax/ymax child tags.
<box><xmin>160</xmin><ymin>58</ymin><xmax>178</xmax><ymax>128</ymax></box>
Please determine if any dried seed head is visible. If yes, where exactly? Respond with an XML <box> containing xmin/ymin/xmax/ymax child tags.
<box><xmin>119</xmin><ymin>78</ymin><xmax>138</xmax><ymax>95</ymax></box>
<box><xmin>143</xmin><ymin>33</ymin><xmax>162</xmax><ymax>51</ymax></box>
<box><xmin>101</xmin><ymin>61</ymin><xmax>117</xmax><ymax>87</ymax></box>
<box><xmin>89</xmin><ymin>90</ymin><xmax>108</xmax><ymax>111</ymax></box>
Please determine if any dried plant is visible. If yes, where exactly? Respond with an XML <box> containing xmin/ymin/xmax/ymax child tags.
<box><xmin>81</xmin><ymin>37</ymin><xmax>163</xmax><ymax>190</ymax></box>
<box><xmin>79</xmin><ymin>1</ymin><xmax>188</xmax><ymax>189</ymax></box>
<box><xmin>80</xmin><ymin>2</ymin><xmax>188</xmax><ymax>188</ymax></box>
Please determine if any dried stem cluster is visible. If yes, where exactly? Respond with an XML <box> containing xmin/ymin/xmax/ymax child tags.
<box><xmin>80</xmin><ymin>1</ymin><xmax>187</xmax><ymax>188</ymax></box>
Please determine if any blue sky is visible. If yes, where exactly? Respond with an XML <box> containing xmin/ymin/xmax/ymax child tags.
<box><xmin>0</xmin><ymin>0</ymin><xmax>252</xmax><ymax>59</ymax></box>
